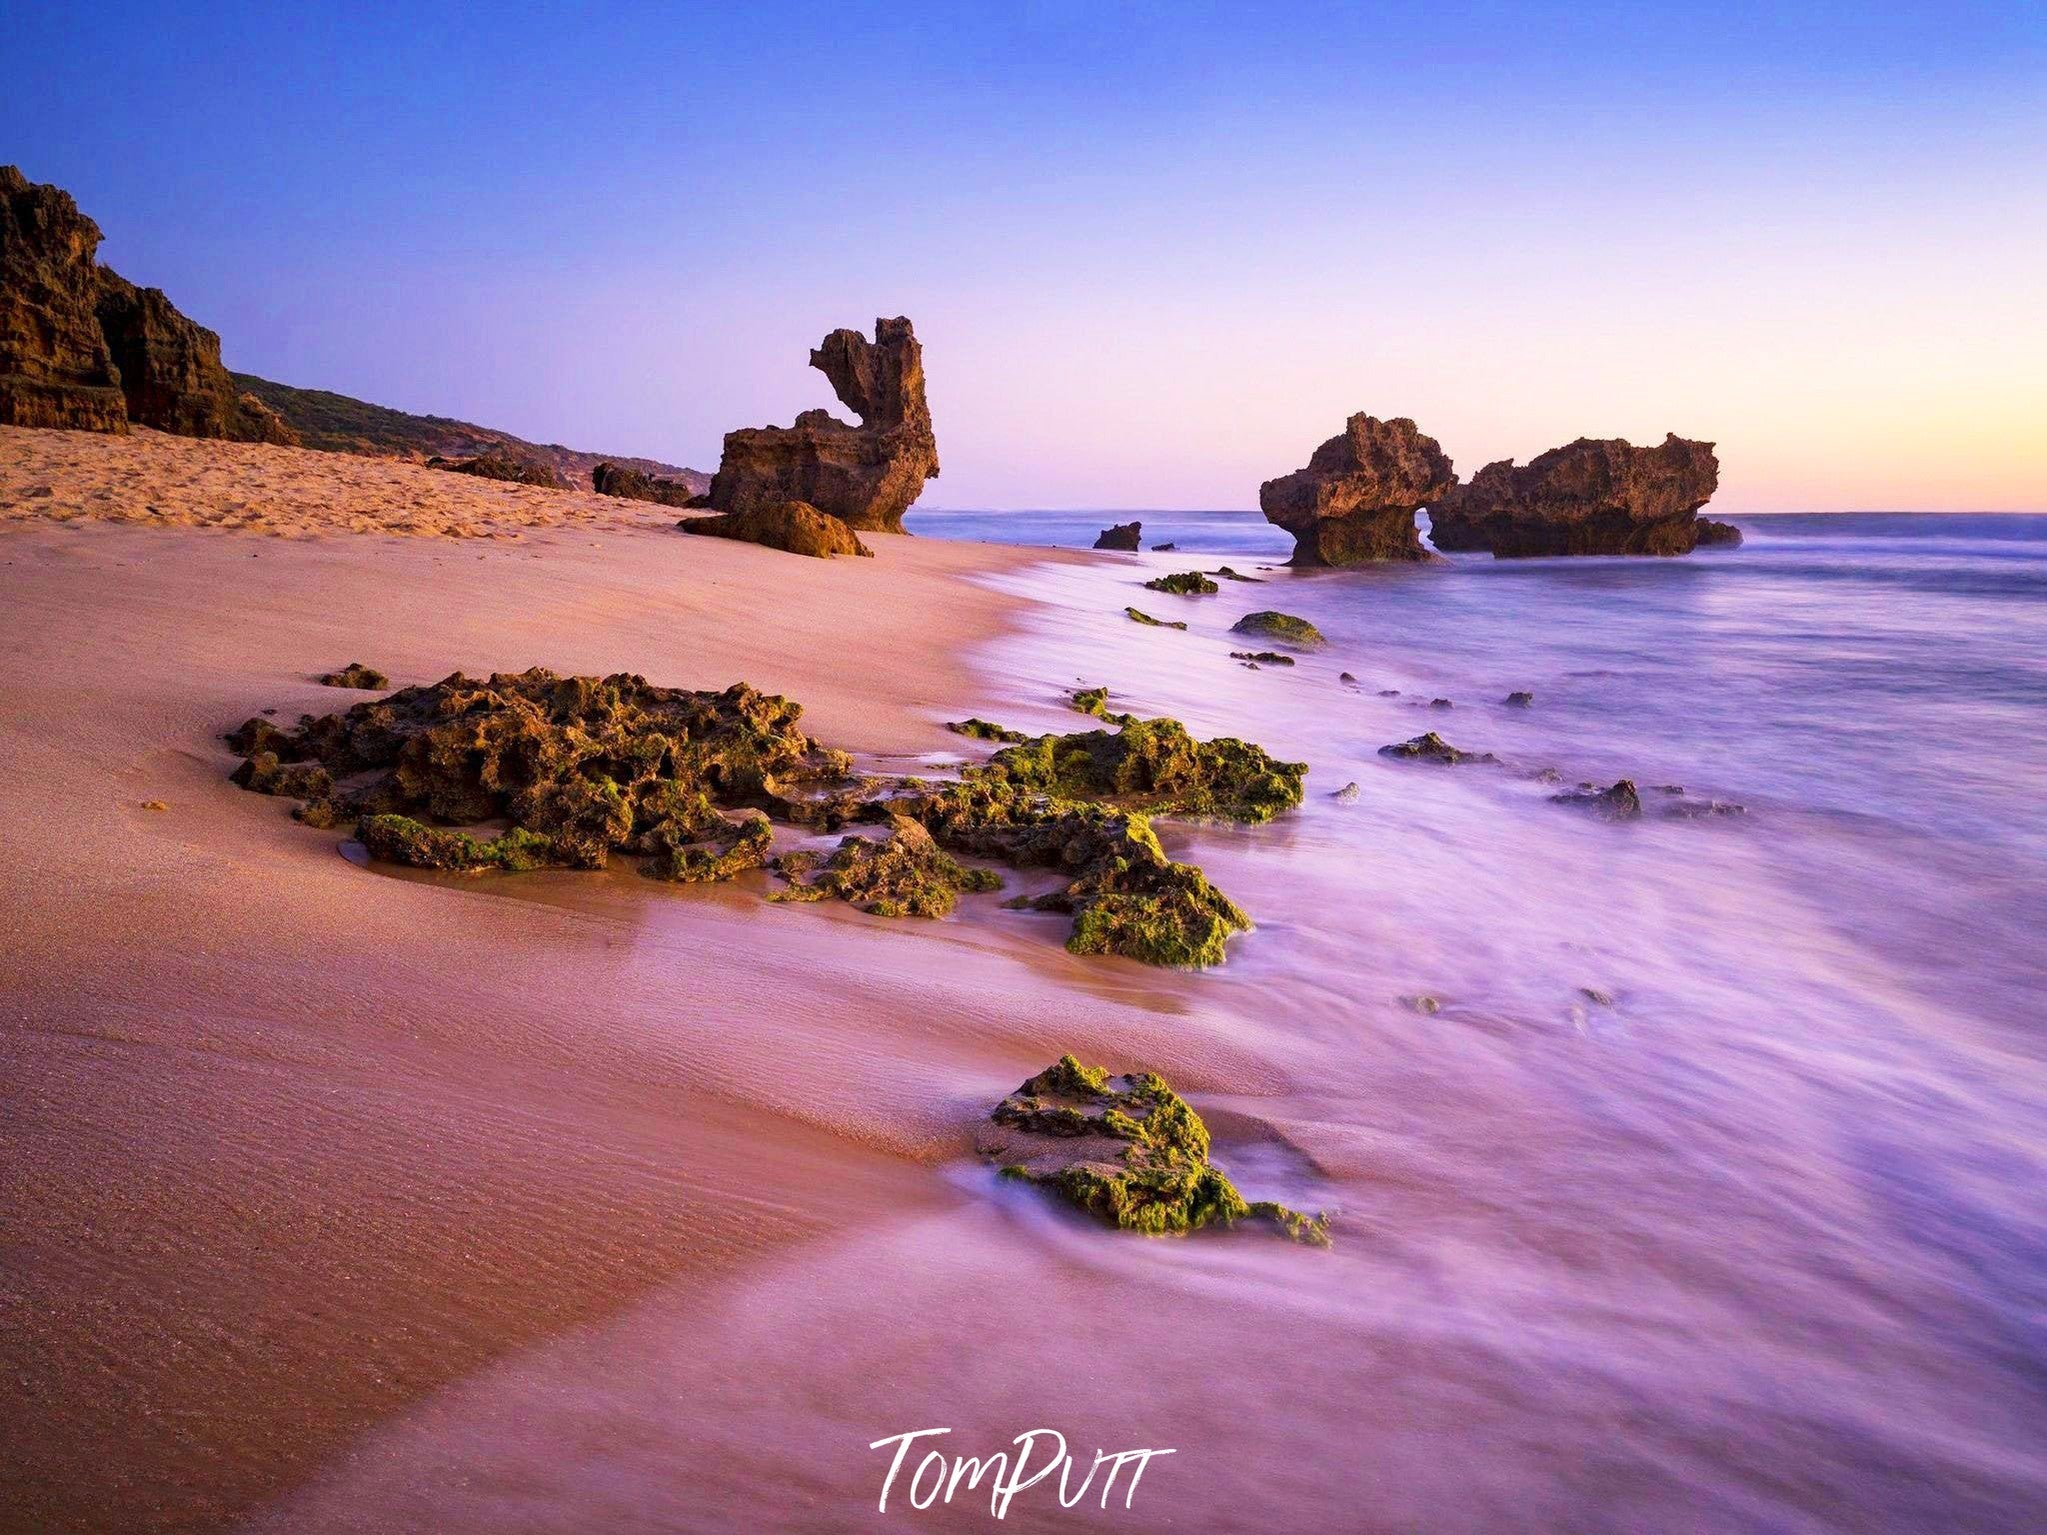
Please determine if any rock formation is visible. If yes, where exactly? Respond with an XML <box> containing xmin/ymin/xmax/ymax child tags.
<box><xmin>1230</xmin><ymin>611</ymin><xmax>1324</xmax><ymax>648</ymax></box>
<box><xmin>1</xmin><ymin>165</ymin><xmax>295</xmax><ymax>441</ymax></box>
<box><xmin>426</xmin><ymin>452</ymin><xmax>561</xmax><ymax>487</ymax></box>
<box><xmin>1093</xmin><ymin>520</ymin><xmax>1141</xmax><ymax>550</ymax></box>
<box><xmin>700</xmin><ymin>316</ymin><xmax>938</xmax><ymax>533</ymax></box>
<box><xmin>95</xmin><ymin>268</ymin><xmax>296</xmax><ymax>442</ymax></box>
<box><xmin>594</xmin><ymin>462</ymin><xmax>697</xmax><ymax>507</ymax></box>
<box><xmin>0</xmin><ymin>165</ymin><xmax>127</xmax><ymax>431</ymax></box>
<box><xmin>1695</xmin><ymin>517</ymin><xmax>1743</xmax><ymax>547</ymax></box>
<box><xmin>1259</xmin><ymin>414</ymin><xmax>1457</xmax><ymax>565</ymax></box>
<box><xmin>679</xmin><ymin>500</ymin><xmax>872</xmax><ymax>560</ymax></box>
<box><xmin>1426</xmin><ymin>435</ymin><xmax>1721</xmax><ymax>557</ymax></box>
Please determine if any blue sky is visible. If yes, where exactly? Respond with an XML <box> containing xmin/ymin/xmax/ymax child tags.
<box><xmin>6</xmin><ymin>1</ymin><xmax>2043</xmax><ymax>509</ymax></box>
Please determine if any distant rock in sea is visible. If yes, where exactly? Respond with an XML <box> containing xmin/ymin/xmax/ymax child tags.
<box><xmin>0</xmin><ymin>165</ymin><xmax>129</xmax><ymax>431</ymax></box>
<box><xmin>1427</xmin><ymin>435</ymin><xmax>1721</xmax><ymax>557</ymax></box>
<box><xmin>1695</xmin><ymin>517</ymin><xmax>1743</xmax><ymax>547</ymax></box>
<box><xmin>1093</xmin><ymin>520</ymin><xmax>1141</xmax><ymax>550</ymax></box>
<box><xmin>1259</xmin><ymin>413</ymin><xmax>1457</xmax><ymax>565</ymax></box>
<box><xmin>700</xmin><ymin>316</ymin><xmax>939</xmax><ymax>533</ymax></box>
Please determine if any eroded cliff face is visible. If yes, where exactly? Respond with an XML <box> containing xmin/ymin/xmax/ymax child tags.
<box><xmin>1258</xmin><ymin>414</ymin><xmax>1456</xmax><ymax>565</ymax></box>
<box><xmin>702</xmin><ymin>316</ymin><xmax>938</xmax><ymax>533</ymax></box>
<box><xmin>96</xmin><ymin>268</ymin><xmax>297</xmax><ymax>443</ymax></box>
<box><xmin>1427</xmin><ymin>434</ymin><xmax>1720</xmax><ymax>557</ymax></box>
<box><xmin>0</xmin><ymin>165</ymin><xmax>296</xmax><ymax>443</ymax></box>
<box><xmin>0</xmin><ymin>166</ymin><xmax>127</xmax><ymax>431</ymax></box>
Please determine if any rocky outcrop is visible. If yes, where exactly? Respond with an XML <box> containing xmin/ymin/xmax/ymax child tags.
<box><xmin>1427</xmin><ymin>435</ymin><xmax>1721</xmax><ymax>557</ymax></box>
<box><xmin>426</xmin><ymin>452</ymin><xmax>562</xmax><ymax>487</ymax></box>
<box><xmin>0</xmin><ymin>165</ymin><xmax>127</xmax><ymax>431</ymax></box>
<box><xmin>1230</xmin><ymin>611</ymin><xmax>1324</xmax><ymax>648</ymax></box>
<box><xmin>701</xmin><ymin>316</ymin><xmax>938</xmax><ymax>533</ymax></box>
<box><xmin>94</xmin><ymin>268</ymin><xmax>298</xmax><ymax>443</ymax></box>
<box><xmin>1259</xmin><ymin>414</ymin><xmax>1457</xmax><ymax>565</ymax></box>
<box><xmin>1093</xmin><ymin>520</ymin><xmax>1141</xmax><ymax>550</ymax></box>
<box><xmin>594</xmin><ymin>462</ymin><xmax>697</xmax><ymax>507</ymax></box>
<box><xmin>679</xmin><ymin>500</ymin><xmax>872</xmax><ymax>559</ymax></box>
<box><xmin>1695</xmin><ymin>517</ymin><xmax>1743</xmax><ymax>547</ymax></box>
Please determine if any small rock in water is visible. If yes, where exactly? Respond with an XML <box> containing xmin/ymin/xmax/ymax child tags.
<box><xmin>1339</xmin><ymin>671</ymin><xmax>1357</xmax><ymax>683</ymax></box>
<box><xmin>1146</xmin><ymin>570</ymin><xmax>1220</xmax><ymax>595</ymax></box>
<box><xmin>1403</xmin><ymin>994</ymin><xmax>1442</xmax><ymax>1015</ymax></box>
<box><xmin>1378</xmin><ymin>689</ymin><xmax>1401</xmax><ymax>697</ymax></box>
<box><xmin>1231</xmin><ymin>611</ymin><xmax>1324</xmax><ymax>648</ymax></box>
<box><xmin>1504</xmin><ymin>691</ymin><xmax>1535</xmax><ymax>708</ymax></box>
<box><xmin>1212</xmin><ymin>565</ymin><xmax>1261</xmax><ymax>582</ymax></box>
<box><xmin>1378</xmin><ymin>732</ymin><xmax>1497</xmax><ymax>765</ymax></box>
<box><xmin>1664</xmin><ymin>797</ymin><xmax>1747</xmax><ymax>820</ymax></box>
<box><xmin>1331</xmin><ymin>781</ymin><xmax>1361</xmax><ymax>803</ymax></box>
<box><xmin>1152</xmin><ymin>541</ymin><xmax>1177</xmax><ymax>552</ymax></box>
<box><xmin>1533</xmin><ymin>767</ymin><xmax>1562</xmax><ymax>783</ymax></box>
<box><xmin>1579</xmin><ymin>987</ymin><xmax>1616</xmax><ymax>1006</ymax></box>
<box><xmin>1124</xmin><ymin>606</ymin><xmax>1188</xmax><ymax>630</ymax></box>
<box><xmin>1656</xmin><ymin>784</ymin><xmax>1686</xmax><ymax>795</ymax></box>
<box><xmin>1093</xmin><ymin>520</ymin><xmax>1143</xmax><ymax>551</ymax></box>
<box><xmin>1230</xmin><ymin>650</ymin><xmax>1295</xmax><ymax>666</ymax></box>
<box><xmin>1551</xmin><ymin>779</ymin><xmax>1644</xmax><ymax>821</ymax></box>
<box><xmin>1428</xmin><ymin>697</ymin><xmax>1453</xmax><ymax>709</ymax></box>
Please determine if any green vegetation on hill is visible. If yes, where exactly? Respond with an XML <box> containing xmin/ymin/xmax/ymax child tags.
<box><xmin>230</xmin><ymin>373</ymin><xmax>708</xmax><ymax>493</ymax></box>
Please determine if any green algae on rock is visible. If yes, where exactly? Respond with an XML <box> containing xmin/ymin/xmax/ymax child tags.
<box><xmin>1229</xmin><ymin>650</ymin><xmax>1294</xmax><ymax>666</ymax></box>
<box><xmin>979</xmin><ymin>716</ymin><xmax>1306</xmax><ymax>824</ymax></box>
<box><xmin>318</xmin><ymin>662</ymin><xmax>389</xmax><ymax>689</ymax></box>
<box><xmin>985</xmin><ymin>1056</ymin><xmax>1330</xmax><ymax>1245</ymax></box>
<box><xmin>947</xmin><ymin>717</ymin><xmax>1030</xmax><ymax>743</ymax></box>
<box><xmin>1551</xmin><ymin>778</ymin><xmax>1644</xmax><ymax>821</ymax></box>
<box><xmin>1378</xmin><ymin>732</ymin><xmax>1498</xmax><ymax>765</ymax></box>
<box><xmin>1143</xmin><ymin>571</ymin><xmax>1220</xmax><ymax>596</ymax></box>
<box><xmin>1229</xmin><ymin>611</ymin><xmax>1324</xmax><ymax>648</ymax></box>
<box><xmin>1123</xmin><ymin>606</ymin><xmax>1187</xmax><ymax>629</ymax></box>
<box><xmin>225</xmin><ymin>667</ymin><xmax>852</xmax><ymax>875</ymax></box>
<box><xmin>774</xmin><ymin>813</ymin><xmax>1001</xmax><ymax>917</ymax></box>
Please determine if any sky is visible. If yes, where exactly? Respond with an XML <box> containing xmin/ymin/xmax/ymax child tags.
<box><xmin>5</xmin><ymin>1</ymin><xmax>2044</xmax><ymax>511</ymax></box>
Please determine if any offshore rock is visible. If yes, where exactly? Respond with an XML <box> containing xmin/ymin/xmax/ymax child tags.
<box><xmin>0</xmin><ymin>165</ymin><xmax>127</xmax><ymax>431</ymax></box>
<box><xmin>680</xmin><ymin>500</ymin><xmax>872</xmax><ymax>559</ymax></box>
<box><xmin>1259</xmin><ymin>413</ymin><xmax>1456</xmax><ymax>565</ymax></box>
<box><xmin>1695</xmin><ymin>517</ymin><xmax>1744</xmax><ymax>547</ymax></box>
<box><xmin>1093</xmin><ymin>520</ymin><xmax>1142</xmax><ymax>550</ymax></box>
<box><xmin>1427</xmin><ymin>435</ymin><xmax>1721</xmax><ymax>557</ymax></box>
<box><xmin>701</xmin><ymin>316</ymin><xmax>938</xmax><ymax>533</ymax></box>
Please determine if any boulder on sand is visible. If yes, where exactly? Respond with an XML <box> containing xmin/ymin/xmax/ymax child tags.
<box><xmin>594</xmin><ymin>462</ymin><xmax>697</xmax><ymax>507</ymax></box>
<box><xmin>1093</xmin><ymin>520</ymin><xmax>1142</xmax><ymax>550</ymax></box>
<box><xmin>1427</xmin><ymin>435</ymin><xmax>1721</xmax><ymax>557</ymax></box>
<box><xmin>680</xmin><ymin>499</ymin><xmax>873</xmax><ymax>559</ymax></box>
<box><xmin>698</xmin><ymin>316</ymin><xmax>939</xmax><ymax>533</ymax></box>
<box><xmin>1259</xmin><ymin>413</ymin><xmax>1457</xmax><ymax>565</ymax></box>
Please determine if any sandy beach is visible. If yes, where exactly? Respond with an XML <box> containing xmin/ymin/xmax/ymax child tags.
<box><xmin>0</xmin><ymin>427</ymin><xmax>1215</xmax><ymax>1532</ymax></box>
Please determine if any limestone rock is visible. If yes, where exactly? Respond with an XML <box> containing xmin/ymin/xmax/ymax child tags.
<box><xmin>594</xmin><ymin>462</ymin><xmax>697</xmax><ymax>507</ymax></box>
<box><xmin>1695</xmin><ymin>517</ymin><xmax>1744</xmax><ymax>547</ymax></box>
<box><xmin>95</xmin><ymin>267</ymin><xmax>294</xmax><ymax>441</ymax></box>
<box><xmin>1427</xmin><ymin>436</ymin><xmax>1721</xmax><ymax>557</ymax></box>
<box><xmin>701</xmin><ymin>316</ymin><xmax>938</xmax><ymax>533</ymax></box>
<box><xmin>426</xmin><ymin>452</ymin><xmax>562</xmax><ymax>487</ymax></box>
<box><xmin>679</xmin><ymin>500</ymin><xmax>872</xmax><ymax>559</ymax></box>
<box><xmin>0</xmin><ymin>165</ymin><xmax>127</xmax><ymax>431</ymax></box>
<box><xmin>1259</xmin><ymin>413</ymin><xmax>1456</xmax><ymax>565</ymax></box>
<box><xmin>1093</xmin><ymin>520</ymin><xmax>1141</xmax><ymax>550</ymax></box>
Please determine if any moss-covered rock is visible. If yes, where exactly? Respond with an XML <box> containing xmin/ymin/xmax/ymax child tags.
<box><xmin>1230</xmin><ymin>611</ymin><xmax>1324</xmax><ymax>648</ymax></box>
<box><xmin>1229</xmin><ymin>650</ymin><xmax>1294</xmax><ymax>666</ymax></box>
<box><xmin>774</xmin><ymin>813</ymin><xmax>1000</xmax><ymax>917</ymax></box>
<box><xmin>1124</xmin><ymin>606</ymin><xmax>1187</xmax><ymax>629</ymax></box>
<box><xmin>1377</xmin><ymin>732</ymin><xmax>1497</xmax><ymax>765</ymax></box>
<box><xmin>226</xmin><ymin>668</ymin><xmax>850</xmax><ymax>875</ymax></box>
<box><xmin>979</xmin><ymin>716</ymin><xmax>1305</xmax><ymax>823</ymax></box>
<box><xmin>947</xmin><ymin>717</ymin><xmax>1030</xmax><ymax>743</ymax></box>
<box><xmin>318</xmin><ymin>662</ymin><xmax>389</xmax><ymax>689</ymax></box>
<box><xmin>1144</xmin><ymin>571</ymin><xmax>1220</xmax><ymax>596</ymax></box>
<box><xmin>985</xmin><ymin>1056</ymin><xmax>1329</xmax><ymax>1245</ymax></box>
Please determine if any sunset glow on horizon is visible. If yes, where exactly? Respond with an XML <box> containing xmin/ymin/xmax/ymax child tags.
<box><xmin>6</xmin><ymin>1</ymin><xmax>2042</xmax><ymax>512</ymax></box>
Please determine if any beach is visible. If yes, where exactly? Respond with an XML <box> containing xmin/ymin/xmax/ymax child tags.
<box><xmin>4</xmin><ymin>427</ymin><xmax>2045</xmax><ymax>1534</ymax></box>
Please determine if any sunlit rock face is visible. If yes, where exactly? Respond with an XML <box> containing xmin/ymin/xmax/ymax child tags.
<box><xmin>1427</xmin><ymin>434</ymin><xmax>1721</xmax><ymax>558</ymax></box>
<box><xmin>1259</xmin><ymin>413</ymin><xmax>1456</xmax><ymax>565</ymax></box>
<box><xmin>702</xmin><ymin>316</ymin><xmax>939</xmax><ymax>533</ymax></box>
